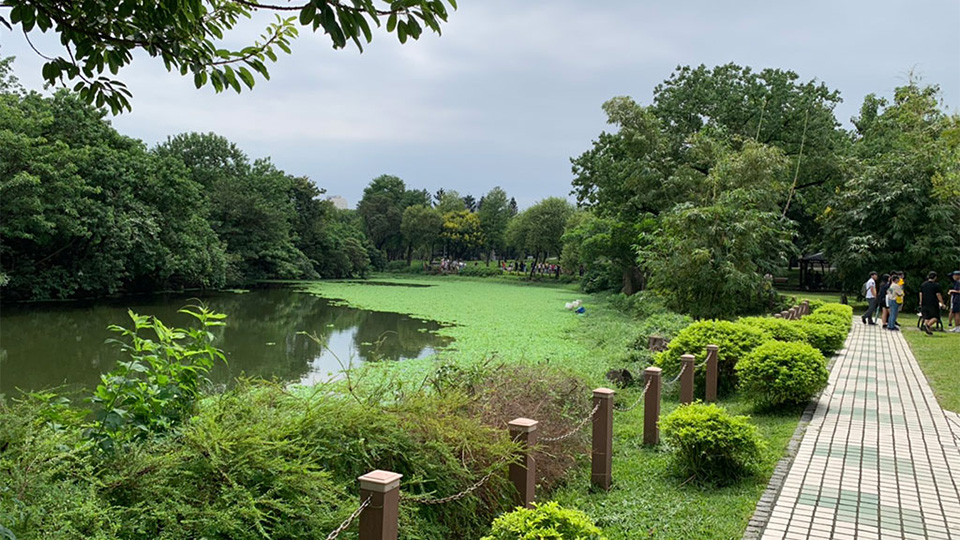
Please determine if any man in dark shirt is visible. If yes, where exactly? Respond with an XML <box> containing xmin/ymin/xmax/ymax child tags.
<box><xmin>949</xmin><ymin>270</ymin><xmax>960</xmax><ymax>331</ymax></box>
<box><xmin>919</xmin><ymin>271</ymin><xmax>945</xmax><ymax>336</ymax></box>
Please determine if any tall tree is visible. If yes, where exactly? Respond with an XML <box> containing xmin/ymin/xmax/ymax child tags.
<box><xmin>507</xmin><ymin>197</ymin><xmax>573</xmax><ymax>277</ymax></box>
<box><xmin>440</xmin><ymin>210</ymin><xmax>483</xmax><ymax>259</ymax></box>
<box><xmin>401</xmin><ymin>204</ymin><xmax>442</xmax><ymax>263</ymax></box>
<box><xmin>435</xmin><ymin>189</ymin><xmax>467</xmax><ymax>214</ymax></box>
<box><xmin>5</xmin><ymin>0</ymin><xmax>457</xmax><ymax>112</ymax></box>
<box><xmin>820</xmin><ymin>81</ymin><xmax>960</xmax><ymax>304</ymax></box>
<box><xmin>476</xmin><ymin>187</ymin><xmax>511</xmax><ymax>265</ymax></box>
<box><xmin>356</xmin><ymin>174</ymin><xmax>406</xmax><ymax>258</ymax></box>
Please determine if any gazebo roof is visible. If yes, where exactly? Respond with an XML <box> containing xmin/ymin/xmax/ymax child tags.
<box><xmin>800</xmin><ymin>252</ymin><xmax>828</xmax><ymax>262</ymax></box>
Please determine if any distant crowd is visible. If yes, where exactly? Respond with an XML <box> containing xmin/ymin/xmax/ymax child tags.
<box><xmin>860</xmin><ymin>270</ymin><xmax>960</xmax><ymax>334</ymax></box>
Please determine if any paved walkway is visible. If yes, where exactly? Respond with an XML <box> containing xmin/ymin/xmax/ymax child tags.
<box><xmin>759</xmin><ymin>321</ymin><xmax>960</xmax><ymax>540</ymax></box>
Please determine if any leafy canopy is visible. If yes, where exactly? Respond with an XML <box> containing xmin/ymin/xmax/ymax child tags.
<box><xmin>3</xmin><ymin>0</ymin><xmax>458</xmax><ymax>113</ymax></box>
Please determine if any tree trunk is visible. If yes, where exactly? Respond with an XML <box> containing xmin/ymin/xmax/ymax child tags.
<box><xmin>621</xmin><ymin>266</ymin><xmax>645</xmax><ymax>295</ymax></box>
<box><xmin>406</xmin><ymin>244</ymin><xmax>413</xmax><ymax>266</ymax></box>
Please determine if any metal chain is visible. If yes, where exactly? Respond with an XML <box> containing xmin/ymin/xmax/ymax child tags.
<box><xmin>616</xmin><ymin>378</ymin><xmax>652</xmax><ymax>412</ymax></box>
<box><xmin>540</xmin><ymin>401</ymin><xmax>602</xmax><ymax>443</ymax></box>
<box><xmin>662</xmin><ymin>362</ymin><xmax>688</xmax><ymax>388</ymax></box>
<box><xmin>325</xmin><ymin>496</ymin><xmax>371</xmax><ymax>540</ymax></box>
<box><xmin>401</xmin><ymin>468</ymin><xmax>498</xmax><ymax>505</ymax></box>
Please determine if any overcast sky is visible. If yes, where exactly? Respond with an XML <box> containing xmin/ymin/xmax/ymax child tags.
<box><xmin>4</xmin><ymin>0</ymin><xmax>959</xmax><ymax>208</ymax></box>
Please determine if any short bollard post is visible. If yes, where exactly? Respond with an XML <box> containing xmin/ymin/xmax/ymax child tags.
<box><xmin>773</xmin><ymin>313</ymin><xmax>783</xmax><ymax>319</ymax></box>
<box><xmin>705</xmin><ymin>344</ymin><xmax>719</xmax><ymax>403</ymax></box>
<box><xmin>680</xmin><ymin>354</ymin><xmax>695</xmax><ymax>404</ymax></box>
<box><xmin>591</xmin><ymin>388</ymin><xmax>615</xmax><ymax>491</ymax></box>
<box><xmin>508</xmin><ymin>418</ymin><xmax>538</xmax><ymax>508</ymax></box>
<box><xmin>801</xmin><ymin>300</ymin><xmax>810</xmax><ymax>317</ymax></box>
<box><xmin>648</xmin><ymin>336</ymin><xmax>665</xmax><ymax>352</ymax></box>
<box><xmin>358</xmin><ymin>470</ymin><xmax>402</xmax><ymax>540</ymax></box>
<box><xmin>780</xmin><ymin>310</ymin><xmax>790</xmax><ymax>319</ymax></box>
<box><xmin>643</xmin><ymin>367</ymin><xmax>662</xmax><ymax>446</ymax></box>
<box><xmin>790</xmin><ymin>307</ymin><xmax>798</xmax><ymax>320</ymax></box>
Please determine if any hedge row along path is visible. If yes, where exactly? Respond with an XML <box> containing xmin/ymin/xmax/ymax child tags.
<box><xmin>753</xmin><ymin>319</ymin><xmax>960</xmax><ymax>539</ymax></box>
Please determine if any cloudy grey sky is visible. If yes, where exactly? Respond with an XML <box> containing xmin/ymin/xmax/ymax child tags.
<box><xmin>4</xmin><ymin>0</ymin><xmax>959</xmax><ymax>208</ymax></box>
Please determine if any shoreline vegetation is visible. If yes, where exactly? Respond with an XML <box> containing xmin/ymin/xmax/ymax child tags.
<box><xmin>2</xmin><ymin>276</ymin><xmax>810</xmax><ymax>539</ymax></box>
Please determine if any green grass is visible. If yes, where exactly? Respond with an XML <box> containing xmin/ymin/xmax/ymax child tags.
<box><xmin>301</xmin><ymin>275</ymin><xmax>803</xmax><ymax>539</ymax></box>
<box><xmin>780</xmin><ymin>290</ymin><xmax>869</xmax><ymax>311</ymax></box>
<box><xmin>900</xmin><ymin>313</ymin><xmax>960</xmax><ymax>413</ymax></box>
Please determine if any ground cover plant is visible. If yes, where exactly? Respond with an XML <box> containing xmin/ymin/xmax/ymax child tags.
<box><xmin>481</xmin><ymin>501</ymin><xmax>606</xmax><ymax>540</ymax></box>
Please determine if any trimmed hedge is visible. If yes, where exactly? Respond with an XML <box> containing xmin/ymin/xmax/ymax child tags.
<box><xmin>736</xmin><ymin>341</ymin><xmax>829</xmax><ymax>407</ymax></box>
<box><xmin>812</xmin><ymin>303</ymin><xmax>854</xmax><ymax>320</ymax></box>
<box><xmin>660</xmin><ymin>403</ymin><xmax>765</xmax><ymax>485</ymax></box>
<box><xmin>737</xmin><ymin>317</ymin><xmax>807</xmax><ymax>343</ymax></box>
<box><xmin>795</xmin><ymin>321</ymin><xmax>847</xmax><ymax>356</ymax></box>
<box><xmin>655</xmin><ymin>321</ymin><xmax>770</xmax><ymax>397</ymax></box>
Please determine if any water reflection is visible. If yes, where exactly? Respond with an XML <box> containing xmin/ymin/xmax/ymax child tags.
<box><xmin>0</xmin><ymin>287</ymin><xmax>451</xmax><ymax>394</ymax></box>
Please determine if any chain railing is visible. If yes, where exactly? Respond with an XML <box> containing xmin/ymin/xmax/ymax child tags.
<box><xmin>324</xmin><ymin>496</ymin><xmax>371</xmax><ymax>540</ymax></box>
<box><xmin>616</xmin><ymin>378</ymin><xmax>652</xmax><ymax>412</ymax></box>
<box><xmin>661</xmin><ymin>361</ymin><xmax>688</xmax><ymax>390</ymax></box>
<box><xmin>540</xmin><ymin>401</ymin><xmax>602</xmax><ymax>443</ymax></box>
<box><xmin>401</xmin><ymin>468</ymin><xmax>499</xmax><ymax>505</ymax></box>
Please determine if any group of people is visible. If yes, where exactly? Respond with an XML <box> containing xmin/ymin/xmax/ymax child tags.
<box><xmin>501</xmin><ymin>260</ymin><xmax>562</xmax><ymax>277</ymax></box>
<box><xmin>861</xmin><ymin>270</ymin><xmax>960</xmax><ymax>334</ymax></box>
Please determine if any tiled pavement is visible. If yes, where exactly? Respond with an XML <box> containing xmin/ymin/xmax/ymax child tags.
<box><xmin>759</xmin><ymin>321</ymin><xmax>960</xmax><ymax>540</ymax></box>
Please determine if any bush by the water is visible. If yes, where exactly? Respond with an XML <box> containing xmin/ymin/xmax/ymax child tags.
<box><xmin>481</xmin><ymin>502</ymin><xmax>606</xmax><ymax>540</ymax></box>
<box><xmin>660</xmin><ymin>403</ymin><xmax>765</xmax><ymax>485</ymax></box>
<box><xmin>656</xmin><ymin>321</ymin><xmax>769</xmax><ymax>396</ymax></box>
<box><xmin>736</xmin><ymin>341</ymin><xmax>829</xmax><ymax>407</ymax></box>
<box><xmin>796</xmin><ymin>320</ymin><xmax>847</xmax><ymax>356</ymax></box>
<box><xmin>737</xmin><ymin>316</ymin><xmax>807</xmax><ymax>343</ymax></box>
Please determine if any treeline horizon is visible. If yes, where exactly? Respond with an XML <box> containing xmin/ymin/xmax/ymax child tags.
<box><xmin>2</xmin><ymin>57</ymin><xmax>958</xmax><ymax>316</ymax></box>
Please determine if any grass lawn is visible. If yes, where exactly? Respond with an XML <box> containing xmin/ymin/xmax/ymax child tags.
<box><xmin>899</xmin><ymin>313</ymin><xmax>960</xmax><ymax>413</ymax></box>
<box><xmin>303</xmin><ymin>275</ymin><xmax>802</xmax><ymax>539</ymax></box>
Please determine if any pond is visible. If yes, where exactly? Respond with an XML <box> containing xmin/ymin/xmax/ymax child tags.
<box><xmin>0</xmin><ymin>286</ymin><xmax>452</xmax><ymax>395</ymax></box>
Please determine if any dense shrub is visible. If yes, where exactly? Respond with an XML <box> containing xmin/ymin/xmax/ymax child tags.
<box><xmin>460</xmin><ymin>265</ymin><xmax>504</xmax><ymax>277</ymax></box>
<box><xmin>655</xmin><ymin>321</ymin><xmax>770</xmax><ymax>396</ymax></box>
<box><xmin>609</xmin><ymin>290</ymin><xmax>669</xmax><ymax>319</ymax></box>
<box><xmin>430</xmin><ymin>362</ymin><xmax>592</xmax><ymax>492</ymax></box>
<box><xmin>736</xmin><ymin>341</ymin><xmax>829</xmax><ymax>407</ymax></box>
<box><xmin>660</xmin><ymin>403</ymin><xmax>765</xmax><ymax>485</ymax></box>
<box><xmin>0</xmin><ymin>380</ymin><xmax>520</xmax><ymax>540</ymax></box>
<box><xmin>805</xmin><ymin>299</ymin><xmax>826</xmax><ymax>312</ymax></box>
<box><xmin>631</xmin><ymin>312</ymin><xmax>694</xmax><ymax>347</ymax></box>
<box><xmin>802</xmin><ymin>312</ymin><xmax>849</xmax><ymax>330</ymax></box>
<box><xmin>795</xmin><ymin>320</ymin><xmax>847</xmax><ymax>356</ymax></box>
<box><xmin>481</xmin><ymin>502</ymin><xmax>606</xmax><ymax>540</ymax></box>
<box><xmin>738</xmin><ymin>317</ymin><xmax>807</xmax><ymax>343</ymax></box>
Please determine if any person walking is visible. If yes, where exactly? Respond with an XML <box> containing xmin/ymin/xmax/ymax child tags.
<box><xmin>886</xmin><ymin>273</ymin><xmax>904</xmax><ymax>331</ymax></box>
<box><xmin>876</xmin><ymin>273</ymin><xmax>891</xmax><ymax>325</ymax></box>
<box><xmin>949</xmin><ymin>270</ymin><xmax>960</xmax><ymax>332</ymax></box>
<box><xmin>919</xmin><ymin>271</ymin><xmax>946</xmax><ymax>336</ymax></box>
<box><xmin>861</xmin><ymin>271</ymin><xmax>879</xmax><ymax>325</ymax></box>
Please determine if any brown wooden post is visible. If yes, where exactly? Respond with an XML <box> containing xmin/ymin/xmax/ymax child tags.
<box><xmin>801</xmin><ymin>300</ymin><xmax>810</xmax><ymax>317</ymax></box>
<box><xmin>787</xmin><ymin>307</ymin><xmax>796</xmax><ymax>320</ymax></box>
<box><xmin>591</xmin><ymin>388</ymin><xmax>614</xmax><ymax>491</ymax></box>
<box><xmin>780</xmin><ymin>310</ymin><xmax>790</xmax><ymax>319</ymax></box>
<box><xmin>643</xmin><ymin>367</ymin><xmax>661</xmax><ymax>446</ymax></box>
<box><xmin>648</xmin><ymin>336</ymin><xmax>665</xmax><ymax>352</ymax></box>
<box><xmin>358</xmin><ymin>470</ymin><xmax>402</xmax><ymax>540</ymax></box>
<box><xmin>680</xmin><ymin>354</ymin><xmax>695</xmax><ymax>404</ymax></box>
<box><xmin>773</xmin><ymin>313</ymin><xmax>783</xmax><ymax>318</ymax></box>
<box><xmin>705</xmin><ymin>344</ymin><xmax>719</xmax><ymax>403</ymax></box>
<box><xmin>508</xmin><ymin>418</ymin><xmax>538</xmax><ymax>508</ymax></box>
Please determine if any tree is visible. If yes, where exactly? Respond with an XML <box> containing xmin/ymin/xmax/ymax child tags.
<box><xmin>440</xmin><ymin>210</ymin><xmax>483</xmax><ymax>259</ymax></box>
<box><xmin>156</xmin><ymin>132</ymin><xmax>312</xmax><ymax>282</ymax></box>
<box><xmin>820</xmin><ymin>81</ymin><xmax>960</xmax><ymax>305</ymax></box>
<box><xmin>476</xmin><ymin>186</ymin><xmax>511</xmax><ymax>264</ymax></box>
<box><xmin>0</xmin><ymin>83</ymin><xmax>228</xmax><ymax>299</ymax></box>
<box><xmin>3</xmin><ymin>0</ymin><xmax>458</xmax><ymax>112</ymax></box>
<box><xmin>507</xmin><ymin>197</ymin><xmax>573</xmax><ymax>277</ymax></box>
<box><xmin>640</xmin><ymin>140</ymin><xmax>795</xmax><ymax>319</ymax></box>
<box><xmin>356</xmin><ymin>174</ymin><xmax>406</xmax><ymax>257</ymax></box>
<box><xmin>462</xmin><ymin>194</ymin><xmax>477</xmax><ymax>212</ymax></box>
<box><xmin>435</xmin><ymin>189</ymin><xmax>466</xmax><ymax>214</ymax></box>
<box><xmin>401</xmin><ymin>204</ymin><xmax>442</xmax><ymax>263</ymax></box>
